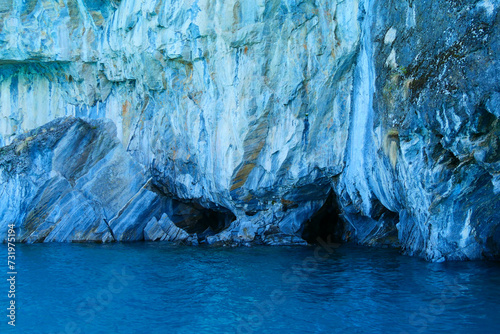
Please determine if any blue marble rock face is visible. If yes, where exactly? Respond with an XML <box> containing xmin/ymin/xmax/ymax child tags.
<box><xmin>0</xmin><ymin>0</ymin><xmax>499</xmax><ymax>261</ymax></box>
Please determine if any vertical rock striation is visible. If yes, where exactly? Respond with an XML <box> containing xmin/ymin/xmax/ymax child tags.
<box><xmin>0</xmin><ymin>0</ymin><xmax>499</xmax><ymax>260</ymax></box>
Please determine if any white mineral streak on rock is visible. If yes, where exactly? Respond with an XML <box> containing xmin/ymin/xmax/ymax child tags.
<box><xmin>385</xmin><ymin>49</ymin><xmax>398</xmax><ymax>69</ymax></box>
<box><xmin>384</xmin><ymin>27</ymin><xmax>397</xmax><ymax>45</ymax></box>
<box><xmin>477</xmin><ymin>0</ymin><xmax>498</xmax><ymax>16</ymax></box>
<box><xmin>342</xmin><ymin>0</ymin><xmax>376</xmax><ymax>216</ymax></box>
<box><xmin>460</xmin><ymin>209</ymin><xmax>473</xmax><ymax>249</ymax></box>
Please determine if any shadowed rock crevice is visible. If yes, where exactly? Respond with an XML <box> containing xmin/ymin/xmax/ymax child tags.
<box><xmin>301</xmin><ymin>191</ymin><xmax>345</xmax><ymax>244</ymax></box>
<box><xmin>339</xmin><ymin>195</ymin><xmax>401</xmax><ymax>248</ymax></box>
<box><xmin>147</xmin><ymin>181</ymin><xmax>237</xmax><ymax>242</ymax></box>
<box><xmin>486</xmin><ymin>224</ymin><xmax>500</xmax><ymax>259</ymax></box>
<box><xmin>102</xmin><ymin>218</ymin><xmax>116</xmax><ymax>242</ymax></box>
<box><xmin>171</xmin><ymin>205</ymin><xmax>236</xmax><ymax>243</ymax></box>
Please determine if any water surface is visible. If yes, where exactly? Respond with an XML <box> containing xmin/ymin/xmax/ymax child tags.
<box><xmin>2</xmin><ymin>243</ymin><xmax>500</xmax><ymax>333</ymax></box>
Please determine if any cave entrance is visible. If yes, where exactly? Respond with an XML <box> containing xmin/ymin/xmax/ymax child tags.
<box><xmin>193</xmin><ymin>209</ymin><xmax>236</xmax><ymax>239</ymax></box>
<box><xmin>149</xmin><ymin>182</ymin><xmax>237</xmax><ymax>243</ymax></box>
<box><xmin>301</xmin><ymin>192</ymin><xmax>345</xmax><ymax>244</ymax></box>
<box><xmin>175</xmin><ymin>205</ymin><xmax>236</xmax><ymax>242</ymax></box>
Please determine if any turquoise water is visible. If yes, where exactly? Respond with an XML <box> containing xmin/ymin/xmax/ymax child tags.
<box><xmin>2</xmin><ymin>242</ymin><xmax>500</xmax><ymax>333</ymax></box>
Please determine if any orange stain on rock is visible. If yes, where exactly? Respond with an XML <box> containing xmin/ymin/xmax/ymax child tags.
<box><xmin>122</xmin><ymin>101</ymin><xmax>130</xmax><ymax>117</ymax></box>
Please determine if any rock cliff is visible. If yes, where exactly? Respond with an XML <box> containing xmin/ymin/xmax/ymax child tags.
<box><xmin>1</xmin><ymin>0</ymin><xmax>499</xmax><ymax>261</ymax></box>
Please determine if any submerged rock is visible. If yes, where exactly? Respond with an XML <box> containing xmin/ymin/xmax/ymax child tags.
<box><xmin>0</xmin><ymin>0</ymin><xmax>499</xmax><ymax>260</ymax></box>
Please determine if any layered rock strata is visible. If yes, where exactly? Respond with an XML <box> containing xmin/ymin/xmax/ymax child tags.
<box><xmin>1</xmin><ymin>0</ymin><xmax>499</xmax><ymax>261</ymax></box>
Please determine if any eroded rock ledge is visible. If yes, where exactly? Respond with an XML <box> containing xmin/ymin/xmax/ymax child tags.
<box><xmin>1</xmin><ymin>0</ymin><xmax>500</xmax><ymax>261</ymax></box>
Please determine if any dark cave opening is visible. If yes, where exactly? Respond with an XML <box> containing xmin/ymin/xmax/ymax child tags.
<box><xmin>173</xmin><ymin>205</ymin><xmax>236</xmax><ymax>242</ymax></box>
<box><xmin>301</xmin><ymin>192</ymin><xmax>345</xmax><ymax>244</ymax></box>
<box><xmin>193</xmin><ymin>209</ymin><xmax>236</xmax><ymax>240</ymax></box>
<box><xmin>149</xmin><ymin>181</ymin><xmax>236</xmax><ymax>242</ymax></box>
